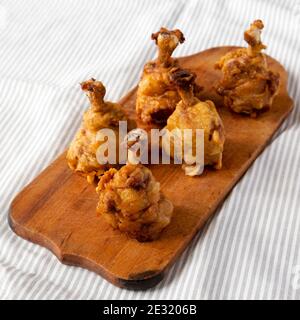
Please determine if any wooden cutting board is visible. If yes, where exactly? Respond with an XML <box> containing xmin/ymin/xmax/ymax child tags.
<box><xmin>9</xmin><ymin>47</ymin><xmax>293</xmax><ymax>290</ymax></box>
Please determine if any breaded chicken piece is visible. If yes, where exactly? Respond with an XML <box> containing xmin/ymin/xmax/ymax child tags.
<box><xmin>67</xmin><ymin>79</ymin><xmax>127</xmax><ymax>183</ymax></box>
<box><xmin>136</xmin><ymin>27</ymin><xmax>185</xmax><ymax>125</ymax></box>
<box><xmin>96</xmin><ymin>164</ymin><xmax>173</xmax><ymax>241</ymax></box>
<box><xmin>164</xmin><ymin>68</ymin><xmax>225</xmax><ymax>172</ymax></box>
<box><xmin>215</xmin><ymin>20</ymin><xmax>280</xmax><ymax>117</ymax></box>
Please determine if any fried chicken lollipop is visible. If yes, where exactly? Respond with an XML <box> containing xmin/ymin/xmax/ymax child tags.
<box><xmin>215</xmin><ymin>20</ymin><xmax>280</xmax><ymax>117</ymax></box>
<box><xmin>136</xmin><ymin>27</ymin><xmax>185</xmax><ymax>125</ymax></box>
<box><xmin>96</xmin><ymin>164</ymin><xmax>173</xmax><ymax>242</ymax></box>
<box><xmin>67</xmin><ymin>79</ymin><xmax>127</xmax><ymax>183</ymax></box>
<box><xmin>164</xmin><ymin>69</ymin><xmax>225</xmax><ymax>174</ymax></box>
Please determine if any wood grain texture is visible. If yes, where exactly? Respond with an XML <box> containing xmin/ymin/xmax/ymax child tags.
<box><xmin>9</xmin><ymin>47</ymin><xmax>294</xmax><ymax>290</ymax></box>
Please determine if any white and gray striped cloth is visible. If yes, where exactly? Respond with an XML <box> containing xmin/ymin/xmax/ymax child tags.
<box><xmin>0</xmin><ymin>0</ymin><xmax>299</xmax><ymax>300</ymax></box>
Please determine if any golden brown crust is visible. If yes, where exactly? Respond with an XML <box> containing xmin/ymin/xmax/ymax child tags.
<box><xmin>215</xmin><ymin>20</ymin><xmax>280</xmax><ymax>116</ymax></box>
<box><xmin>66</xmin><ymin>79</ymin><xmax>127</xmax><ymax>183</ymax></box>
<box><xmin>136</xmin><ymin>28</ymin><xmax>185</xmax><ymax>126</ymax></box>
<box><xmin>96</xmin><ymin>164</ymin><xmax>173</xmax><ymax>242</ymax></box>
<box><xmin>165</xmin><ymin>69</ymin><xmax>225</xmax><ymax>170</ymax></box>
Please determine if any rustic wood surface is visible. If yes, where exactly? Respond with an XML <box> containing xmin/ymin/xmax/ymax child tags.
<box><xmin>9</xmin><ymin>47</ymin><xmax>294</xmax><ymax>290</ymax></box>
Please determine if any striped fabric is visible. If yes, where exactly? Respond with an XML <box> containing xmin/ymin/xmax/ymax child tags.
<box><xmin>0</xmin><ymin>0</ymin><xmax>299</xmax><ymax>300</ymax></box>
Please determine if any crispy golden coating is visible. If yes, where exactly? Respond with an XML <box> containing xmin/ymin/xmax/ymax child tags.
<box><xmin>67</xmin><ymin>79</ymin><xmax>127</xmax><ymax>183</ymax></box>
<box><xmin>215</xmin><ymin>20</ymin><xmax>280</xmax><ymax>117</ymax></box>
<box><xmin>96</xmin><ymin>164</ymin><xmax>173</xmax><ymax>241</ymax></box>
<box><xmin>165</xmin><ymin>68</ymin><xmax>225</xmax><ymax>170</ymax></box>
<box><xmin>136</xmin><ymin>28</ymin><xmax>185</xmax><ymax>125</ymax></box>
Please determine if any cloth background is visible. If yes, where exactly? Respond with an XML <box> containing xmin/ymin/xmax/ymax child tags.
<box><xmin>0</xmin><ymin>0</ymin><xmax>299</xmax><ymax>299</ymax></box>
